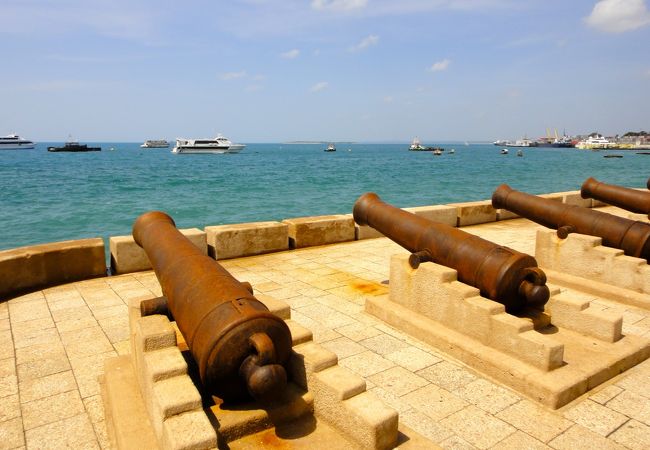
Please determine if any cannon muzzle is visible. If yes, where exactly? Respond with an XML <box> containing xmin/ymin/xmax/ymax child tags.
<box><xmin>353</xmin><ymin>193</ymin><xmax>549</xmax><ymax>313</ymax></box>
<box><xmin>492</xmin><ymin>184</ymin><xmax>650</xmax><ymax>263</ymax></box>
<box><xmin>133</xmin><ymin>211</ymin><xmax>292</xmax><ymax>402</ymax></box>
<box><xmin>581</xmin><ymin>177</ymin><xmax>650</xmax><ymax>216</ymax></box>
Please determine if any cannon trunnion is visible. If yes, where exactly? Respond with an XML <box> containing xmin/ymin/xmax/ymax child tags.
<box><xmin>353</xmin><ymin>192</ymin><xmax>549</xmax><ymax>313</ymax></box>
<box><xmin>492</xmin><ymin>184</ymin><xmax>650</xmax><ymax>263</ymax></box>
<box><xmin>581</xmin><ymin>177</ymin><xmax>650</xmax><ymax>216</ymax></box>
<box><xmin>133</xmin><ymin>211</ymin><xmax>292</xmax><ymax>402</ymax></box>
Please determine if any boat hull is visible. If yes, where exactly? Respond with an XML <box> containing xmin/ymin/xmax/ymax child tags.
<box><xmin>0</xmin><ymin>143</ymin><xmax>35</xmax><ymax>150</ymax></box>
<box><xmin>172</xmin><ymin>144</ymin><xmax>245</xmax><ymax>154</ymax></box>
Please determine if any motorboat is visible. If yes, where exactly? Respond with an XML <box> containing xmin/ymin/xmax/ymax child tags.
<box><xmin>140</xmin><ymin>140</ymin><xmax>169</xmax><ymax>148</ymax></box>
<box><xmin>501</xmin><ymin>148</ymin><xmax>509</xmax><ymax>155</ymax></box>
<box><xmin>409</xmin><ymin>137</ymin><xmax>426</xmax><ymax>151</ymax></box>
<box><xmin>449</xmin><ymin>148</ymin><xmax>455</xmax><ymax>154</ymax></box>
<box><xmin>0</xmin><ymin>133</ymin><xmax>35</xmax><ymax>150</ymax></box>
<box><xmin>47</xmin><ymin>140</ymin><xmax>101</xmax><ymax>152</ymax></box>
<box><xmin>433</xmin><ymin>149</ymin><xmax>442</xmax><ymax>156</ymax></box>
<box><xmin>172</xmin><ymin>134</ymin><xmax>245</xmax><ymax>154</ymax></box>
<box><xmin>517</xmin><ymin>149</ymin><xmax>523</xmax><ymax>157</ymax></box>
<box><xmin>324</xmin><ymin>143</ymin><xmax>336</xmax><ymax>152</ymax></box>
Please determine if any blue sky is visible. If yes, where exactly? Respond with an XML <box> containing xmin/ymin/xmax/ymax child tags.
<box><xmin>1</xmin><ymin>0</ymin><xmax>649</xmax><ymax>142</ymax></box>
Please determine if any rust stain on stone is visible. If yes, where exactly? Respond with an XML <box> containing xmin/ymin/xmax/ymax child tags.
<box><xmin>349</xmin><ymin>280</ymin><xmax>388</xmax><ymax>296</ymax></box>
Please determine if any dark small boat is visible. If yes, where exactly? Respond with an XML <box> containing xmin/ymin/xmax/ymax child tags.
<box><xmin>603</xmin><ymin>154</ymin><xmax>623</xmax><ymax>158</ymax></box>
<box><xmin>48</xmin><ymin>141</ymin><xmax>101</xmax><ymax>152</ymax></box>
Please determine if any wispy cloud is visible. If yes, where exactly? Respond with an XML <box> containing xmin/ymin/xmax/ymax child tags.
<box><xmin>310</xmin><ymin>81</ymin><xmax>329</xmax><ymax>92</ymax></box>
<box><xmin>349</xmin><ymin>34</ymin><xmax>379</xmax><ymax>52</ymax></box>
<box><xmin>220</xmin><ymin>71</ymin><xmax>248</xmax><ymax>80</ymax></box>
<box><xmin>428</xmin><ymin>59</ymin><xmax>451</xmax><ymax>72</ymax></box>
<box><xmin>281</xmin><ymin>49</ymin><xmax>300</xmax><ymax>59</ymax></box>
<box><xmin>311</xmin><ymin>0</ymin><xmax>368</xmax><ymax>12</ymax></box>
<box><xmin>585</xmin><ymin>0</ymin><xmax>650</xmax><ymax>33</ymax></box>
<box><xmin>383</xmin><ymin>96</ymin><xmax>394</xmax><ymax>103</ymax></box>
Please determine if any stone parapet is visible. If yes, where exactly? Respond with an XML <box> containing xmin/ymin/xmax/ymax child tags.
<box><xmin>205</xmin><ymin>221</ymin><xmax>288</xmax><ymax>260</ymax></box>
<box><xmin>110</xmin><ymin>228</ymin><xmax>206</xmax><ymax>274</ymax></box>
<box><xmin>283</xmin><ymin>215</ymin><xmax>355</xmax><ymax>249</ymax></box>
<box><xmin>0</xmin><ymin>238</ymin><xmax>105</xmax><ymax>300</ymax></box>
<box><xmin>446</xmin><ymin>200</ymin><xmax>497</xmax><ymax>226</ymax></box>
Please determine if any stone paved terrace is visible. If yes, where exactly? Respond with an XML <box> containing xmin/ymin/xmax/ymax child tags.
<box><xmin>1</xmin><ymin>208</ymin><xmax>650</xmax><ymax>449</ymax></box>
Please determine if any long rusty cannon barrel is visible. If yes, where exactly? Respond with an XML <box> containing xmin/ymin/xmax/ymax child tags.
<box><xmin>647</xmin><ymin>178</ymin><xmax>650</xmax><ymax>191</ymax></box>
<box><xmin>353</xmin><ymin>193</ymin><xmax>549</xmax><ymax>313</ymax></box>
<box><xmin>492</xmin><ymin>184</ymin><xmax>650</xmax><ymax>263</ymax></box>
<box><xmin>581</xmin><ymin>177</ymin><xmax>650</xmax><ymax>216</ymax></box>
<box><xmin>133</xmin><ymin>211</ymin><xmax>292</xmax><ymax>402</ymax></box>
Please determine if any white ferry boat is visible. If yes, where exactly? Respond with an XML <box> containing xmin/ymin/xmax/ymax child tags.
<box><xmin>575</xmin><ymin>134</ymin><xmax>617</xmax><ymax>150</ymax></box>
<box><xmin>0</xmin><ymin>134</ymin><xmax>35</xmax><ymax>150</ymax></box>
<box><xmin>140</xmin><ymin>140</ymin><xmax>169</xmax><ymax>148</ymax></box>
<box><xmin>172</xmin><ymin>135</ymin><xmax>245</xmax><ymax>154</ymax></box>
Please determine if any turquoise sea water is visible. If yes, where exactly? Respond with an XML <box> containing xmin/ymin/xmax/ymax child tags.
<box><xmin>1</xmin><ymin>142</ymin><xmax>649</xmax><ymax>252</ymax></box>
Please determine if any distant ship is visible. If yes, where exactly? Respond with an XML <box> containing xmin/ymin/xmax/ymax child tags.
<box><xmin>172</xmin><ymin>134</ymin><xmax>245</xmax><ymax>154</ymax></box>
<box><xmin>0</xmin><ymin>133</ymin><xmax>35</xmax><ymax>150</ymax></box>
<box><xmin>324</xmin><ymin>143</ymin><xmax>336</xmax><ymax>152</ymax></box>
<box><xmin>575</xmin><ymin>134</ymin><xmax>616</xmax><ymax>150</ymax></box>
<box><xmin>140</xmin><ymin>140</ymin><xmax>169</xmax><ymax>148</ymax></box>
<box><xmin>47</xmin><ymin>140</ymin><xmax>101</xmax><ymax>152</ymax></box>
<box><xmin>409</xmin><ymin>137</ymin><xmax>426</xmax><ymax>151</ymax></box>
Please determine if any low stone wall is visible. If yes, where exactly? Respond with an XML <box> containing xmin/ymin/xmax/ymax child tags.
<box><xmin>1</xmin><ymin>189</ymin><xmax>599</xmax><ymax>293</ymax></box>
<box><xmin>110</xmin><ymin>228</ymin><xmax>206</xmax><ymax>274</ymax></box>
<box><xmin>0</xmin><ymin>238</ymin><xmax>106</xmax><ymax>300</ymax></box>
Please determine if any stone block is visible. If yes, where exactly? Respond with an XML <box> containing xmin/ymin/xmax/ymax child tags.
<box><xmin>404</xmin><ymin>204</ymin><xmax>458</xmax><ymax>226</ymax></box>
<box><xmin>314</xmin><ymin>366</ymin><xmax>366</xmax><ymax>401</ymax></box>
<box><xmin>446</xmin><ymin>200</ymin><xmax>497</xmax><ymax>226</ymax></box>
<box><xmin>356</xmin><ymin>224</ymin><xmax>385</xmax><ymax>240</ymax></box>
<box><xmin>0</xmin><ymin>238</ymin><xmax>106</xmax><ymax>300</ymax></box>
<box><xmin>255</xmin><ymin>293</ymin><xmax>291</xmax><ymax>320</ymax></box>
<box><xmin>161</xmin><ymin>410</ymin><xmax>217</xmax><ymax>450</ymax></box>
<box><xmin>559</xmin><ymin>190</ymin><xmax>592</xmax><ymax>208</ymax></box>
<box><xmin>283</xmin><ymin>215</ymin><xmax>355</xmax><ymax>249</ymax></box>
<box><xmin>286</xmin><ymin>320</ymin><xmax>314</xmax><ymax>346</ymax></box>
<box><xmin>110</xmin><ymin>228</ymin><xmax>206</xmax><ymax>274</ymax></box>
<box><xmin>546</xmin><ymin>293</ymin><xmax>622</xmax><ymax>343</ymax></box>
<box><xmin>205</xmin><ymin>221</ymin><xmax>288</xmax><ymax>260</ymax></box>
<box><xmin>151</xmin><ymin>376</ymin><xmax>202</xmax><ymax>423</ymax></box>
<box><xmin>288</xmin><ymin>342</ymin><xmax>338</xmax><ymax>390</ymax></box>
<box><xmin>143</xmin><ymin>347</ymin><xmax>188</xmax><ymax>383</ymax></box>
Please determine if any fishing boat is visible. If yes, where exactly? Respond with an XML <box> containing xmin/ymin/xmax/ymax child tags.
<box><xmin>409</xmin><ymin>137</ymin><xmax>426</xmax><ymax>151</ymax></box>
<box><xmin>172</xmin><ymin>134</ymin><xmax>245</xmax><ymax>154</ymax></box>
<box><xmin>501</xmin><ymin>148</ymin><xmax>509</xmax><ymax>155</ymax></box>
<box><xmin>0</xmin><ymin>134</ymin><xmax>35</xmax><ymax>150</ymax></box>
<box><xmin>140</xmin><ymin>140</ymin><xmax>169</xmax><ymax>148</ymax></box>
<box><xmin>47</xmin><ymin>140</ymin><xmax>101</xmax><ymax>152</ymax></box>
<box><xmin>324</xmin><ymin>143</ymin><xmax>336</xmax><ymax>152</ymax></box>
<box><xmin>433</xmin><ymin>149</ymin><xmax>442</xmax><ymax>156</ymax></box>
<box><xmin>517</xmin><ymin>149</ymin><xmax>523</xmax><ymax>157</ymax></box>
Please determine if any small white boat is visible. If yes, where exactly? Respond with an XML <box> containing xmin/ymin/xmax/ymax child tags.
<box><xmin>449</xmin><ymin>148</ymin><xmax>455</xmax><ymax>154</ymax></box>
<box><xmin>433</xmin><ymin>149</ymin><xmax>442</xmax><ymax>156</ymax></box>
<box><xmin>501</xmin><ymin>148</ymin><xmax>509</xmax><ymax>155</ymax></box>
<box><xmin>324</xmin><ymin>143</ymin><xmax>336</xmax><ymax>152</ymax></box>
<box><xmin>141</xmin><ymin>139</ymin><xmax>169</xmax><ymax>148</ymax></box>
<box><xmin>516</xmin><ymin>149</ymin><xmax>523</xmax><ymax>157</ymax></box>
<box><xmin>172</xmin><ymin>134</ymin><xmax>245</xmax><ymax>154</ymax></box>
<box><xmin>0</xmin><ymin>133</ymin><xmax>35</xmax><ymax>150</ymax></box>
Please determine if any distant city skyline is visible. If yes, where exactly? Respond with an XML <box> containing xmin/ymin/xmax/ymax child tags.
<box><xmin>1</xmin><ymin>0</ymin><xmax>649</xmax><ymax>142</ymax></box>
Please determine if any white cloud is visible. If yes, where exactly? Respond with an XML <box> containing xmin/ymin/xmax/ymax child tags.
<box><xmin>310</xmin><ymin>81</ymin><xmax>329</xmax><ymax>92</ymax></box>
<box><xmin>428</xmin><ymin>59</ymin><xmax>451</xmax><ymax>72</ymax></box>
<box><xmin>311</xmin><ymin>0</ymin><xmax>368</xmax><ymax>12</ymax></box>
<box><xmin>349</xmin><ymin>34</ymin><xmax>379</xmax><ymax>52</ymax></box>
<box><xmin>585</xmin><ymin>0</ymin><xmax>650</xmax><ymax>33</ymax></box>
<box><xmin>220</xmin><ymin>71</ymin><xmax>247</xmax><ymax>80</ymax></box>
<box><xmin>281</xmin><ymin>49</ymin><xmax>300</xmax><ymax>59</ymax></box>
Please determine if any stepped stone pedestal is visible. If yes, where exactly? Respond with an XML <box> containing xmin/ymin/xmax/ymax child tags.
<box><xmin>103</xmin><ymin>292</ymin><xmax>398</xmax><ymax>449</ymax></box>
<box><xmin>535</xmin><ymin>229</ymin><xmax>650</xmax><ymax>309</ymax></box>
<box><xmin>365</xmin><ymin>254</ymin><xmax>650</xmax><ymax>409</ymax></box>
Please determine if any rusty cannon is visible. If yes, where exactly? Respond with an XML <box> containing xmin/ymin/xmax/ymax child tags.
<box><xmin>133</xmin><ymin>211</ymin><xmax>292</xmax><ymax>402</ymax></box>
<box><xmin>492</xmin><ymin>184</ymin><xmax>650</xmax><ymax>263</ymax></box>
<box><xmin>353</xmin><ymin>193</ymin><xmax>550</xmax><ymax>313</ymax></box>
<box><xmin>580</xmin><ymin>177</ymin><xmax>650</xmax><ymax>216</ymax></box>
